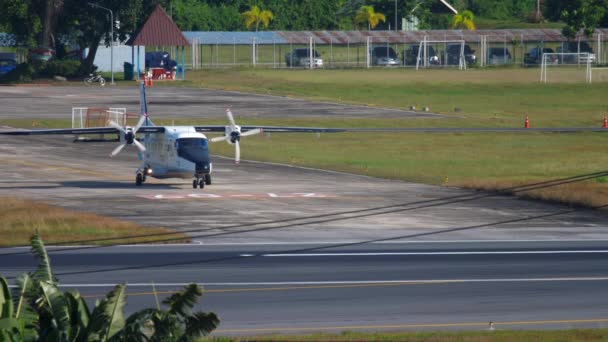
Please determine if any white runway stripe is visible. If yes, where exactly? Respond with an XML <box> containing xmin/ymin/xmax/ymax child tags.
<box><xmin>7</xmin><ymin>277</ymin><xmax>608</xmax><ymax>288</ymax></box>
<box><xmin>257</xmin><ymin>250</ymin><xmax>608</xmax><ymax>257</ymax></box>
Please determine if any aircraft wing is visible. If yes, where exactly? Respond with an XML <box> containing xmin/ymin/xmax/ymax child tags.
<box><xmin>195</xmin><ymin>125</ymin><xmax>348</xmax><ymax>133</ymax></box>
<box><xmin>195</xmin><ymin>125</ymin><xmax>608</xmax><ymax>134</ymax></box>
<box><xmin>0</xmin><ymin>126</ymin><xmax>165</xmax><ymax>136</ymax></box>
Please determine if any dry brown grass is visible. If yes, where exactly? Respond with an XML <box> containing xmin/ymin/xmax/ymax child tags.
<box><xmin>458</xmin><ymin>179</ymin><xmax>608</xmax><ymax>209</ymax></box>
<box><xmin>0</xmin><ymin>197</ymin><xmax>190</xmax><ymax>246</ymax></box>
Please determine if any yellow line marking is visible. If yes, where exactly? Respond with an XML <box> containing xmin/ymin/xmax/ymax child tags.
<box><xmin>80</xmin><ymin>281</ymin><xmax>458</xmax><ymax>299</ymax></box>
<box><xmin>215</xmin><ymin>318</ymin><xmax>608</xmax><ymax>333</ymax></box>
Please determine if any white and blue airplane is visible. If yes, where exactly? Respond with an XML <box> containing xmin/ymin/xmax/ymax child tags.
<box><xmin>1</xmin><ymin>83</ymin><xmax>346</xmax><ymax>189</ymax></box>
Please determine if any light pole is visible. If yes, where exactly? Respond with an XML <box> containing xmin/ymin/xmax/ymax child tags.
<box><xmin>88</xmin><ymin>2</ymin><xmax>114</xmax><ymax>85</ymax></box>
<box><xmin>394</xmin><ymin>0</ymin><xmax>397</xmax><ymax>31</ymax></box>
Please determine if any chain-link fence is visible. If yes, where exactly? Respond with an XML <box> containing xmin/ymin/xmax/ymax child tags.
<box><xmin>185</xmin><ymin>30</ymin><xmax>608</xmax><ymax>70</ymax></box>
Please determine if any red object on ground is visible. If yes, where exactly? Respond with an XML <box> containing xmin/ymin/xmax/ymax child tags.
<box><xmin>150</xmin><ymin>68</ymin><xmax>164</xmax><ymax>80</ymax></box>
<box><xmin>525</xmin><ymin>114</ymin><xmax>530</xmax><ymax>129</ymax></box>
<box><xmin>603</xmin><ymin>114</ymin><xmax>608</xmax><ymax>128</ymax></box>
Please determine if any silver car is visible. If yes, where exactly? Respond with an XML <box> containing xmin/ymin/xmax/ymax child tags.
<box><xmin>285</xmin><ymin>48</ymin><xmax>323</xmax><ymax>68</ymax></box>
<box><xmin>370</xmin><ymin>46</ymin><xmax>400</xmax><ymax>66</ymax></box>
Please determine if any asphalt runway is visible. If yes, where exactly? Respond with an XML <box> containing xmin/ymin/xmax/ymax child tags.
<box><xmin>2</xmin><ymin>241</ymin><xmax>608</xmax><ymax>334</ymax></box>
<box><xmin>0</xmin><ymin>85</ymin><xmax>443</xmax><ymax>119</ymax></box>
<box><xmin>2</xmin><ymin>85</ymin><xmax>608</xmax><ymax>334</ymax></box>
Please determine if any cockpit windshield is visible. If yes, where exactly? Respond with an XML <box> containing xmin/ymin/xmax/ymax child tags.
<box><xmin>176</xmin><ymin>138</ymin><xmax>208</xmax><ymax>149</ymax></box>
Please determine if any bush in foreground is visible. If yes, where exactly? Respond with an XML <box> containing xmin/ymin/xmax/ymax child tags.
<box><xmin>0</xmin><ymin>235</ymin><xmax>219</xmax><ymax>341</ymax></box>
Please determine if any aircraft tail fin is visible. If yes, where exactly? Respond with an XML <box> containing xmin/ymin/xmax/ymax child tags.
<box><xmin>139</xmin><ymin>82</ymin><xmax>155</xmax><ymax>126</ymax></box>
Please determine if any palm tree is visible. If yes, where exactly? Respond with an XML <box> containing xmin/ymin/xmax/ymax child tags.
<box><xmin>451</xmin><ymin>10</ymin><xmax>476</xmax><ymax>30</ymax></box>
<box><xmin>354</xmin><ymin>5</ymin><xmax>386</xmax><ymax>30</ymax></box>
<box><xmin>241</xmin><ymin>5</ymin><xmax>274</xmax><ymax>32</ymax></box>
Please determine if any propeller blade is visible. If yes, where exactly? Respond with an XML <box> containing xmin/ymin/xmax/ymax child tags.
<box><xmin>133</xmin><ymin>138</ymin><xmax>146</xmax><ymax>152</ymax></box>
<box><xmin>226</xmin><ymin>109</ymin><xmax>236</xmax><ymax>126</ymax></box>
<box><xmin>211</xmin><ymin>136</ymin><xmax>228</xmax><ymax>143</ymax></box>
<box><xmin>235</xmin><ymin>140</ymin><xmax>240</xmax><ymax>164</ymax></box>
<box><xmin>108</xmin><ymin>120</ymin><xmax>127</xmax><ymax>134</ymax></box>
<box><xmin>241</xmin><ymin>128</ymin><xmax>261</xmax><ymax>137</ymax></box>
<box><xmin>110</xmin><ymin>144</ymin><xmax>126</xmax><ymax>157</ymax></box>
<box><xmin>134</xmin><ymin>115</ymin><xmax>147</xmax><ymax>132</ymax></box>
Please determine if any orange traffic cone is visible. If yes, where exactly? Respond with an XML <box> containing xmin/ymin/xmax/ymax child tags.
<box><xmin>149</xmin><ymin>78</ymin><xmax>154</xmax><ymax>87</ymax></box>
<box><xmin>603</xmin><ymin>114</ymin><xmax>608</xmax><ymax>128</ymax></box>
<box><xmin>525</xmin><ymin>114</ymin><xmax>530</xmax><ymax>129</ymax></box>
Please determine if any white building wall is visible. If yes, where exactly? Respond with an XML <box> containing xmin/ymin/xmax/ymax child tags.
<box><xmin>87</xmin><ymin>44</ymin><xmax>146</xmax><ymax>72</ymax></box>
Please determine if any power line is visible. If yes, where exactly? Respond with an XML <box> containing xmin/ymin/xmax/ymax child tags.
<box><xmin>2</xmin><ymin>170</ymin><xmax>607</xmax><ymax>257</ymax></box>
<box><xmin>9</xmin><ymin>202</ymin><xmax>605</xmax><ymax>280</ymax></box>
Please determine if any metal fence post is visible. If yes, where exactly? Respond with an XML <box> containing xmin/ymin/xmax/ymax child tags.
<box><xmin>252</xmin><ymin>37</ymin><xmax>256</xmax><ymax>67</ymax></box>
<box><xmin>366</xmin><ymin>36</ymin><xmax>370</xmax><ymax>68</ymax></box>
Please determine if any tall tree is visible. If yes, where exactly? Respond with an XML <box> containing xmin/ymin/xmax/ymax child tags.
<box><xmin>557</xmin><ymin>0</ymin><xmax>608</xmax><ymax>38</ymax></box>
<box><xmin>241</xmin><ymin>5</ymin><xmax>274</xmax><ymax>31</ymax></box>
<box><xmin>451</xmin><ymin>9</ymin><xmax>476</xmax><ymax>30</ymax></box>
<box><xmin>354</xmin><ymin>5</ymin><xmax>386</xmax><ymax>30</ymax></box>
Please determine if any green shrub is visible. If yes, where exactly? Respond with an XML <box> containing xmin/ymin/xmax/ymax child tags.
<box><xmin>43</xmin><ymin>59</ymin><xmax>82</xmax><ymax>77</ymax></box>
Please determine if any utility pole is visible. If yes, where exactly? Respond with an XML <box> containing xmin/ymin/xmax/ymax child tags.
<box><xmin>395</xmin><ymin>0</ymin><xmax>398</xmax><ymax>31</ymax></box>
<box><xmin>88</xmin><ymin>3</ymin><xmax>115</xmax><ymax>85</ymax></box>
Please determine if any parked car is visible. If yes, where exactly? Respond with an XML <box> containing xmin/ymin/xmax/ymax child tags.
<box><xmin>0</xmin><ymin>59</ymin><xmax>17</xmax><ymax>76</ymax></box>
<box><xmin>442</xmin><ymin>44</ymin><xmax>476</xmax><ymax>66</ymax></box>
<box><xmin>403</xmin><ymin>45</ymin><xmax>439</xmax><ymax>66</ymax></box>
<box><xmin>145</xmin><ymin>51</ymin><xmax>177</xmax><ymax>71</ymax></box>
<box><xmin>285</xmin><ymin>48</ymin><xmax>323</xmax><ymax>67</ymax></box>
<box><xmin>370</xmin><ymin>46</ymin><xmax>400</xmax><ymax>66</ymax></box>
<box><xmin>488</xmin><ymin>48</ymin><xmax>512</xmax><ymax>65</ymax></box>
<box><xmin>28</xmin><ymin>48</ymin><xmax>54</xmax><ymax>62</ymax></box>
<box><xmin>556</xmin><ymin>41</ymin><xmax>595</xmax><ymax>64</ymax></box>
<box><xmin>524</xmin><ymin>47</ymin><xmax>557</xmax><ymax>65</ymax></box>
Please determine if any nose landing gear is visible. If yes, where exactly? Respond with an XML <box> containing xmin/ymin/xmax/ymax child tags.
<box><xmin>135</xmin><ymin>167</ymin><xmax>150</xmax><ymax>186</ymax></box>
<box><xmin>192</xmin><ymin>173</ymin><xmax>211</xmax><ymax>189</ymax></box>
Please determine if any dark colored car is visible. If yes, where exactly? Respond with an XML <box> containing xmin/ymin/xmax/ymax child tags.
<box><xmin>145</xmin><ymin>51</ymin><xmax>177</xmax><ymax>71</ymax></box>
<box><xmin>0</xmin><ymin>59</ymin><xmax>17</xmax><ymax>76</ymax></box>
<box><xmin>556</xmin><ymin>42</ymin><xmax>595</xmax><ymax>63</ymax></box>
<box><xmin>370</xmin><ymin>46</ymin><xmax>400</xmax><ymax>66</ymax></box>
<box><xmin>442</xmin><ymin>44</ymin><xmax>476</xmax><ymax>66</ymax></box>
<box><xmin>285</xmin><ymin>48</ymin><xmax>323</xmax><ymax>67</ymax></box>
<box><xmin>524</xmin><ymin>47</ymin><xmax>556</xmax><ymax>65</ymax></box>
<box><xmin>403</xmin><ymin>45</ymin><xmax>439</xmax><ymax>66</ymax></box>
<box><xmin>488</xmin><ymin>48</ymin><xmax>512</xmax><ymax>65</ymax></box>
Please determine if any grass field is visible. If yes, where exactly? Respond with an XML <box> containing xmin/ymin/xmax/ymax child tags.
<box><xmin>183</xmin><ymin>68</ymin><xmax>608</xmax><ymax>208</ymax></box>
<box><xmin>206</xmin><ymin>328</ymin><xmax>608</xmax><ymax>342</ymax></box>
<box><xmin>0</xmin><ymin>197</ymin><xmax>189</xmax><ymax>247</ymax></box>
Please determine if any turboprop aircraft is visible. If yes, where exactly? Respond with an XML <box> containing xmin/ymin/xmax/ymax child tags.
<box><xmin>0</xmin><ymin>83</ymin><xmax>346</xmax><ymax>189</ymax></box>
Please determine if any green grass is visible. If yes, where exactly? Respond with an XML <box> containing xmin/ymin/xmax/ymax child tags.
<box><xmin>204</xmin><ymin>328</ymin><xmax>608</xmax><ymax>341</ymax></box>
<box><xmin>183</xmin><ymin>68</ymin><xmax>608</xmax><ymax>208</ymax></box>
<box><xmin>181</xmin><ymin>68</ymin><xmax>608</xmax><ymax>127</ymax></box>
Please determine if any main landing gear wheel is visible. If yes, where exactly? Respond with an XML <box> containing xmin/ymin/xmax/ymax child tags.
<box><xmin>136</xmin><ymin>173</ymin><xmax>143</xmax><ymax>186</ymax></box>
<box><xmin>204</xmin><ymin>174</ymin><xmax>212</xmax><ymax>185</ymax></box>
<box><xmin>193</xmin><ymin>178</ymin><xmax>205</xmax><ymax>189</ymax></box>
